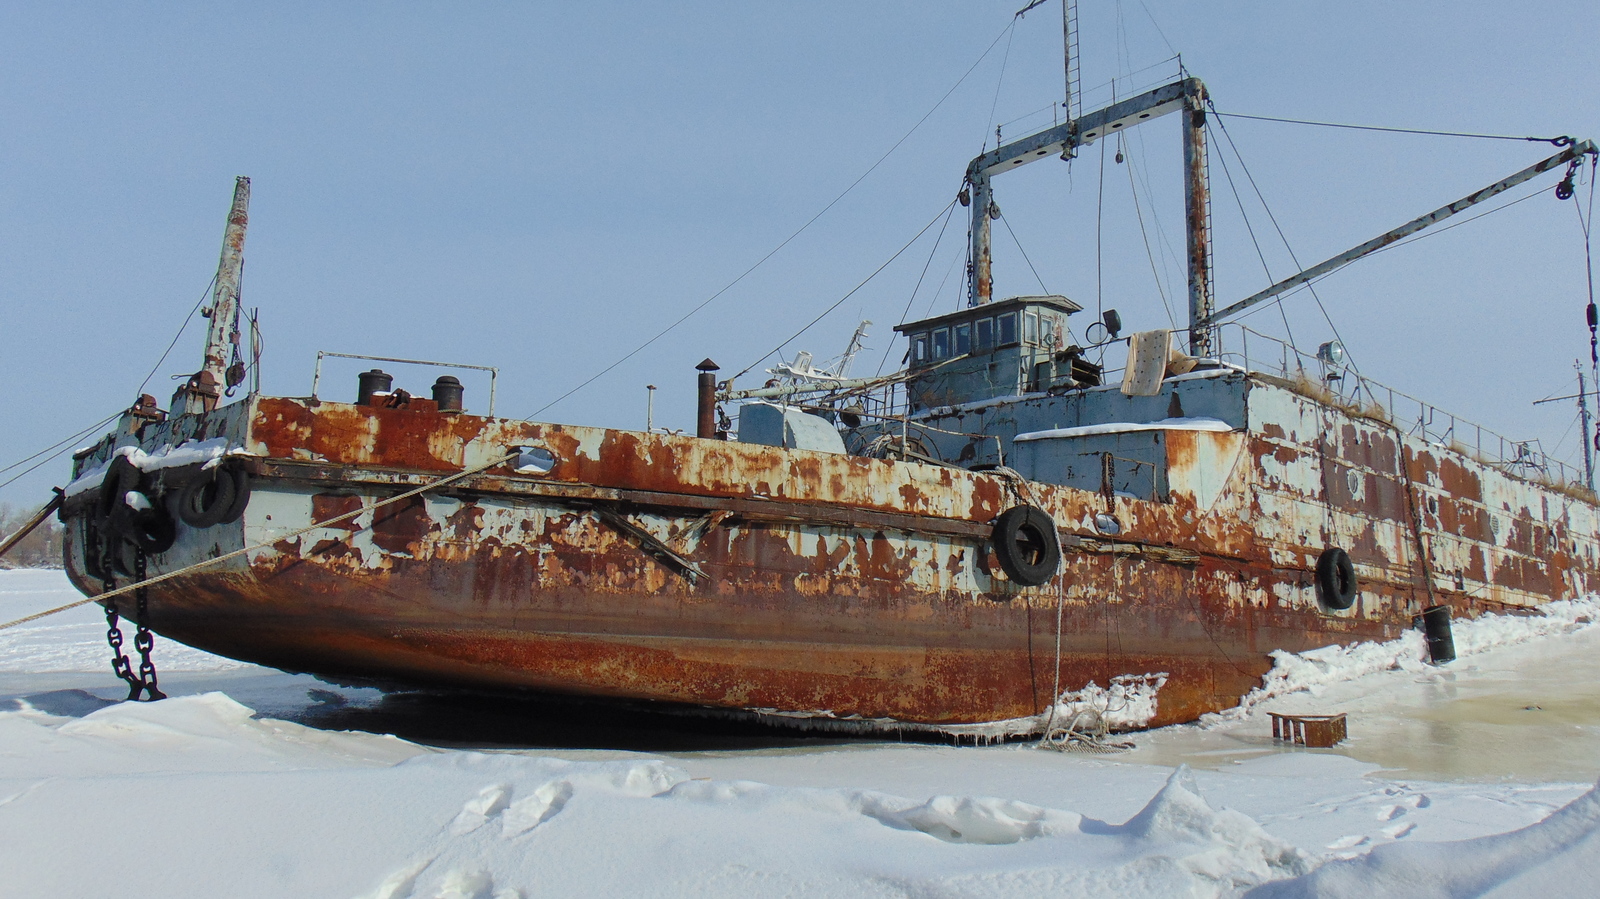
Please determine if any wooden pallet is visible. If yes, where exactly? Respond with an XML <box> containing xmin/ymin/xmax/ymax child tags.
<box><xmin>1268</xmin><ymin>712</ymin><xmax>1347</xmax><ymax>748</ymax></box>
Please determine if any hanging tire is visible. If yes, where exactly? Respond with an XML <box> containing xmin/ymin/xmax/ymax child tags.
<box><xmin>127</xmin><ymin>507</ymin><xmax>177</xmax><ymax>554</ymax></box>
<box><xmin>175</xmin><ymin>466</ymin><xmax>238</xmax><ymax>529</ymax></box>
<box><xmin>97</xmin><ymin>454</ymin><xmax>141</xmax><ymax>522</ymax></box>
<box><xmin>217</xmin><ymin>465</ymin><xmax>251</xmax><ymax>524</ymax></box>
<box><xmin>1316</xmin><ymin>546</ymin><xmax>1358</xmax><ymax>610</ymax></box>
<box><xmin>992</xmin><ymin>505</ymin><xmax>1061</xmax><ymax>587</ymax></box>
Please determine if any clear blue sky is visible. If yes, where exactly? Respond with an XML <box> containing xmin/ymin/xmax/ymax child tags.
<box><xmin>4</xmin><ymin>1</ymin><xmax>1599</xmax><ymax>507</ymax></box>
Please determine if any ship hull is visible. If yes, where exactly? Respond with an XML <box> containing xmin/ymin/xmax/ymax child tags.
<box><xmin>59</xmin><ymin>385</ymin><xmax>1600</xmax><ymax>731</ymax></box>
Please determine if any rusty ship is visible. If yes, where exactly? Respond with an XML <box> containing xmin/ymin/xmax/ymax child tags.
<box><xmin>53</xmin><ymin>68</ymin><xmax>1600</xmax><ymax>733</ymax></box>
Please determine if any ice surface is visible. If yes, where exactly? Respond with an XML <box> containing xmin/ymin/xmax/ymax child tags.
<box><xmin>3</xmin><ymin>569</ymin><xmax>1599</xmax><ymax>897</ymax></box>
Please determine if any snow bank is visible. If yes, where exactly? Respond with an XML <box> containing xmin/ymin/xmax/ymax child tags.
<box><xmin>1209</xmin><ymin>597</ymin><xmax>1600</xmax><ymax>723</ymax></box>
<box><xmin>0</xmin><ymin>693</ymin><xmax>1320</xmax><ymax>899</ymax></box>
<box><xmin>1248</xmin><ymin>777</ymin><xmax>1600</xmax><ymax>898</ymax></box>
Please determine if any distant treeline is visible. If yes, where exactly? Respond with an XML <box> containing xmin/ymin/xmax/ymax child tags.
<box><xmin>0</xmin><ymin>502</ymin><xmax>65</xmax><ymax>569</ymax></box>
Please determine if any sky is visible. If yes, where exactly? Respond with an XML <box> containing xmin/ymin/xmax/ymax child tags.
<box><xmin>3</xmin><ymin>1</ymin><xmax>1599</xmax><ymax>507</ymax></box>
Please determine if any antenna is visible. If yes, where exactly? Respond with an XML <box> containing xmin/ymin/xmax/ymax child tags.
<box><xmin>1062</xmin><ymin>0</ymin><xmax>1080</xmax><ymax>120</ymax></box>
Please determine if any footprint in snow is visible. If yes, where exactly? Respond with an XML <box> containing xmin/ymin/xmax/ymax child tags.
<box><xmin>1382</xmin><ymin>821</ymin><xmax>1417</xmax><ymax>840</ymax></box>
<box><xmin>450</xmin><ymin>784</ymin><xmax>512</xmax><ymax>836</ymax></box>
<box><xmin>433</xmin><ymin>868</ymin><xmax>520</xmax><ymax>899</ymax></box>
<box><xmin>501</xmin><ymin>780</ymin><xmax>574</xmax><ymax>838</ymax></box>
<box><xmin>1326</xmin><ymin>834</ymin><xmax>1368</xmax><ymax>850</ymax></box>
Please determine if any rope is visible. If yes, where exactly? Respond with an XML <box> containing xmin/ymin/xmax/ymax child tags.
<box><xmin>0</xmin><ymin>450</ymin><xmax>519</xmax><ymax>632</ymax></box>
<box><xmin>1209</xmin><ymin>110</ymin><xmax>1571</xmax><ymax>145</ymax></box>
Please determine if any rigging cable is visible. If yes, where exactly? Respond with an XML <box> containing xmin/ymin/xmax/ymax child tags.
<box><xmin>983</xmin><ymin>21</ymin><xmax>1019</xmax><ymax>150</ymax></box>
<box><xmin>734</xmin><ymin>199</ymin><xmax>960</xmax><ymax>381</ymax></box>
<box><xmin>136</xmin><ymin>273</ymin><xmax>217</xmax><ymax>399</ymax></box>
<box><xmin>1209</xmin><ymin>111</ymin><xmax>1571</xmax><ymax>146</ymax></box>
<box><xmin>0</xmin><ymin>413</ymin><xmax>122</xmax><ymax>491</ymax></box>
<box><xmin>526</xmin><ymin>22</ymin><xmax>1018</xmax><ymax>420</ymax></box>
<box><xmin>998</xmin><ymin>212</ymin><xmax>1050</xmax><ymax>294</ymax></box>
<box><xmin>1120</xmin><ymin>147</ymin><xmax>1178</xmax><ymax>328</ymax></box>
<box><xmin>1207</xmin><ymin>121</ymin><xmax>1298</xmax><ymax>352</ymax></box>
<box><xmin>876</xmin><ymin>201</ymin><xmax>961</xmax><ymax>375</ymax></box>
<box><xmin>1</xmin><ymin>270</ymin><xmax>223</xmax><ymax>493</ymax></box>
<box><xmin>1094</xmin><ymin>96</ymin><xmax>1110</xmax><ymax>323</ymax></box>
<box><xmin>1574</xmin><ymin>154</ymin><xmax>1599</xmax><ymax>454</ymax></box>
<box><xmin>1126</xmin><ymin>117</ymin><xmax>1187</xmax><ymax>317</ymax></box>
<box><xmin>1208</xmin><ymin>106</ymin><xmax>1359</xmax><ymax>375</ymax></box>
<box><xmin>1240</xmin><ymin>185</ymin><xmax>1555</xmax><ymax>318</ymax></box>
<box><xmin>920</xmin><ymin>244</ymin><xmax>967</xmax><ymax>320</ymax></box>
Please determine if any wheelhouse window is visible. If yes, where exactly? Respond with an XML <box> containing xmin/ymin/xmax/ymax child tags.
<box><xmin>997</xmin><ymin>312</ymin><xmax>1018</xmax><ymax>345</ymax></box>
<box><xmin>975</xmin><ymin>317</ymin><xmax>994</xmax><ymax>351</ymax></box>
<box><xmin>954</xmin><ymin>322</ymin><xmax>971</xmax><ymax>356</ymax></box>
<box><xmin>932</xmin><ymin>327</ymin><xmax>951</xmax><ymax>360</ymax></box>
<box><xmin>911</xmin><ymin>333</ymin><xmax>930</xmax><ymax>365</ymax></box>
<box><xmin>1041</xmin><ymin>312</ymin><xmax>1062</xmax><ymax>348</ymax></box>
<box><xmin>1023</xmin><ymin>311</ymin><xmax>1039</xmax><ymax>345</ymax></box>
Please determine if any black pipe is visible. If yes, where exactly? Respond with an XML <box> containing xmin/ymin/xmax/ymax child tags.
<box><xmin>432</xmin><ymin>375</ymin><xmax>464</xmax><ymax>413</ymax></box>
<box><xmin>357</xmin><ymin>369</ymin><xmax>393</xmax><ymax>406</ymax></box>
<box><xmin>696</xmin><ymin>358</ymin><xmax>719</xmax><ymax>439</ymax></box>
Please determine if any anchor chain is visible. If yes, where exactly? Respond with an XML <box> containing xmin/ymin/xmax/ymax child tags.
<box><xmin>101</xmin><ymin>549</ymin><xmax>165</xmax><ymax>702</ymax></box>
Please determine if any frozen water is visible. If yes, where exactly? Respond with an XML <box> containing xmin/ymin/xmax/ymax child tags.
<box><xmin>4</xmin><ymin>569</ymin><xmax>1600</xmax><ymax>897</ymax></box>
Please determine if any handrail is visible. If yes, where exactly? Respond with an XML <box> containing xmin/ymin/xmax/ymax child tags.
<box><xmin>1203</xmin><ymin>322</ymin><xmax>1582</xmax><ymax>487</ymax></box>
<box><xmin>311</xmin><ymin>351</ymin><xmax>499</xmax><ymax>416</ymax></box>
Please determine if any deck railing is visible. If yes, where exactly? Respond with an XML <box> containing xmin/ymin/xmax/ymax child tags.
<box><xmin>751</xmin><ymin>322</ymin><xmax>1588</xmax><ymax>491</ymax></box>
<box><xmin>1203</xmin><ymin>322</ymin><xmax>1585</xmax><ymax>490</ymax></box>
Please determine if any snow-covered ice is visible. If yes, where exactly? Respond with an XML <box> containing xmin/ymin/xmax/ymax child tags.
<box><xmin>4</xmin><ymin>568</ymin><xmax>1600</xmax><ymax>898</ymax></box>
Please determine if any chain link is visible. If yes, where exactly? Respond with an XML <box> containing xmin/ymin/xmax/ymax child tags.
<box><xmin>132</xmin><ymin>550</ymin><xmax>165</xmax><ymax>700</ymax></box>
<box><xmin>103</xmin><ymin>576</ymin><xmax>141</xmax><ymax>700</ymax></box>
<box><xmin>101</xmin><ymin>547</ymin><xmax>164</xmax><ymax>702</ymax></box>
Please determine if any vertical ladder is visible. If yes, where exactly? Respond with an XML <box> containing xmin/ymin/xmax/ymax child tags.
<box><xmin>1062</xmin><ymin>0</ymin><xmax>1081</xmax><ymax>121</ymax></box>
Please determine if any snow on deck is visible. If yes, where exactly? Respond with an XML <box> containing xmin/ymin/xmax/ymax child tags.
<box><xmin>1014</xmin><ymin>416</ymin><xmax>1235</xmax><ymax>442</ymax></box>
<box><xmin>3</xmin><ymin>569</ymin><xmax>1599</xmax><ymax>898</ymax></box>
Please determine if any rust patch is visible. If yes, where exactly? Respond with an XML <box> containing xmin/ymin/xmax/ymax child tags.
<box><xmin>311</xmin><ymin>493</ymin><xmax>363</xmax><ymax>531</ymax></box>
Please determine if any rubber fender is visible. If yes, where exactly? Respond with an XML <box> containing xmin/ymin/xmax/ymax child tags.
<box><xmin>96</xmin><ymin>455</ymin><xmax>141</xmax><ymax>522</ymax></box>
<box><xmin>217</xmin><ymin>465</ymin><xmax>250</xmax><ymax>524</ymax></box>
<box><xmin>1315</xmin><ymin>546</ymin><xmax>1358</xmax><ymax>610</ymax></box>
<box><xmin>128</xmin><ymin>507</ymin><xmax>177</xmax><ymax>554</ymax></box>
<box><xmin>175</xmin><ymin>466</ymin><xmax>238</xmax><ymax>529</ymax></box>
<box><xmin>992</xmin><ymin>505</ymin><xmax>1062</xmax><ymax>588</ymax></box>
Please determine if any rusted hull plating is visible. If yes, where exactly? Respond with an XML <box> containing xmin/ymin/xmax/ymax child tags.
<box><xmin>60</xmin><ymin>387</ymin><xmax>1600</xmax><ymax>731</ymax></box>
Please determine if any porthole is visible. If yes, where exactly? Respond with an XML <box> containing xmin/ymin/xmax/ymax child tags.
<box><xmin>514</xmin><ymin>445</ymin><xmax>556</xmax><ymax>475</ymax></box>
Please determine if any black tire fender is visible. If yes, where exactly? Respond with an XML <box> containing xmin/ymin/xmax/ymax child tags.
<box><xmin>218</xmin><ymin>465</ymin><xmax>251</xmax><ymax>524</ymax></box>
<box><xmin>1315</xmin><ymin>546</ymin><xmax>1358</xmax><ymax>610</ymax></box>
<box><xmin>176</xmin><ymin>466</ymin><xmax>238</xmax><ymax>529</ymax></box>
<box><xmin>96</xmin><ymin>455</ymin><xmax>142</xmax><ymax>524</ymax></box>
<box><xmin>128</xmin><ymin>507</ymin><xmax>178</xmax><ymax>554</ymax></box>
<box><xmin>991</xmin><ymin>505</ymin><xmax>1062</xmax><ymax>588</ymax></box>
